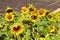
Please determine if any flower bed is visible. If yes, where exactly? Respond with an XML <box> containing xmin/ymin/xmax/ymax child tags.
<box><xmin>0</xmin><ymin>4</ymin><xmax>60</xmax><ymax>40</ymax></box>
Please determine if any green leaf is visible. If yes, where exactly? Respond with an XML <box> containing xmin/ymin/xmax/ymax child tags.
<box><xmin>54</xmin><ymin>34</ymin><xmax>60</xmax><ymax>40</ymax></box>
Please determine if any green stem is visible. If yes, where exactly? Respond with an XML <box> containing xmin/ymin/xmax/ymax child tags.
<box><xmin>14</xmin><ymin>35</ymin><xmax>18</xmax><ymax>40</ymax></box>
<box><xmin>56</xmin><ymin>18</ymin><xmax>58</xmax><ymax>29</ymax></box>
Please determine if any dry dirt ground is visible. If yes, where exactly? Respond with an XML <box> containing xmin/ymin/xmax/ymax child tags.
<box><xmin>0</xmin><ymin>0</ymin><xmax>60</xmax><ymax>13</ymax></box>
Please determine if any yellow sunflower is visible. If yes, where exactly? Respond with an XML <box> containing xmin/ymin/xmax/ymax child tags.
<box><xmin>6</xmin><ymin>7</ymin><xmax>13</xmax><ymax>13</ymax></box>
<box><xmin>5</xmin><ymin>13</ymin><xmax>14</xmax><ymax>21</ymax></box>
<box><xmin>37</xmin><ymin>8</ymin><xmax>46</xmax><ymax>17</ymax></box>
<box><xmin>29</xmin><ymin>7</ymin><xmax>36</xmax><ymax>13</ymax></box>
<box><xmin>21</xmin><ymin>6</ymin><xmax>29</xmax><ymax>13</ymax></box>
<box><xmin>11</xmin><ymin>23</ymin><xmax>24</xmax><ymax>36</ymax></box>
<box><xmin>30</xmin><ymin>14</ymin><xmax>38</xmax><ymax>22</ymax></box>
<box><xmin>55</xmin><ymin>15</ymin><xmax>60</xmax><ymax>18</ymax></box>
<box><xmin>49</xmin><ymin>26</ymin><xmax>55</xmax><ymax>32</ymax></box>
<box><xmin>55</xmin><ymin>15</ymin><xmax>60</xmax><ymax>22</ymax></box>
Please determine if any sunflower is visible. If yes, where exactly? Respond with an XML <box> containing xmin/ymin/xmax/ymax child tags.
<box><xmin>5</xmin><ymin>13</ymin><xmax>14</xmax><ymax>21</ymax></box>
<box><xmin>30</xmin><ymin>14</ymin><xmax>38</xmax><ymax>22</ymax></box>
<box><xmin>37</xmin><ymin>8</ymin><xmax>46</xmax><ymax>17</ymax></box>
<box><xmin>55</xmin><ymin>15</ymin><xmax>60</xmax><ymax>22</ymax></box>
<box><xmin>11</xmin><ymin>23</ymin><xmax>24</xmax><ymax>36</ymax></box>
<box><xmin>49</xmin><ymin>26</ymin><xmax>55</xmax><ymax>32</ymax></box>
<box><xmin>21</xmin><ymin>6</ymin><xmax>29</xmax><ymax>13</ymax></box>
<box><xmin>55</xmin><ymin>15</ymin><xmax>60</xmax><ymax>18</ymax></box>
<box><xmin>6</xmin><ymin>7</ymin><xmax>13</xmax><ymax>13</ymax></box>
<box><xmin>29</xmin><ymin>7</ymin><xmax>36</xmax><ymax>13</ymax></box>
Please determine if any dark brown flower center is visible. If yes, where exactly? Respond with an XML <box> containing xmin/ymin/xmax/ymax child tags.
<box><xmin>7</xmin><ymin>9</ymin><xmax>13</xmax><ymax>13</ymax></box>
<box><xmin>39</xmin><ymin>10</ymin><xmax>44</xmax><ymax>15</ymax></box>
<box><xmin>7</xmin><ymin>14</ymin><xmax>12</xmax><ymax>19</ymax></box>
<box><xmin>13</xmin><ymin>26</ymin><xmax>21</xmax><ymax>31</ymax></box>
<box><xmin>29</xmin><ymin>8</ymin><xmax>34</xmax><ymax>12</ymax></box>
<box><xmin>22</xmin><ymin>20</ymin><xmax>30</xmax><ymax>24</ymax></box>
<box><xmin>50</xmin><ymin>27</ymin><xmax>54</xmax><ymax>30</ymax></box>
<box><xmin>23</xmin><ymin>9</ymin><xmax>26</xmax><ymax>12</ymax></box>
<box><xmin>31</xmin><ymin>15</ymin><xmax>37</xmax><ymax>20</ymax></box>
<box><xmin>46</xmin><ymin>12</ymin><xmax>49</xmax><ymax>15</ymax></box>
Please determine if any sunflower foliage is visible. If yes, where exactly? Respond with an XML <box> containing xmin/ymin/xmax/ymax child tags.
<box><xmin>0</xmin><ymin>4</ymin><xmax>60</xmax><ymax>40</ymax></box>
